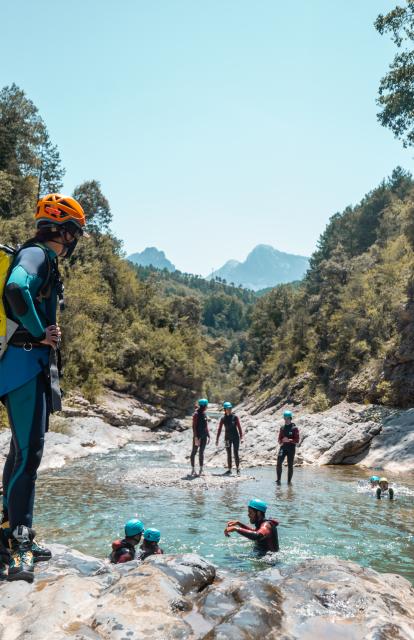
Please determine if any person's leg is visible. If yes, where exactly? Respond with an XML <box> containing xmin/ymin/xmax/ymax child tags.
<box><xmin>233</xmin><ymin>438</ymin><xmax>240</xmax><ymax>471</ymax></box>
<box><xmin>2</xmin><ymin>438</ymin><xmax>16</xmax><ymax>524</ymax></box>
<box><xmin>287</xmin><ymin>447</ymin><xmax>295</xmax><ymax>484</ymax></box>
<box><xmin>226</xmin><ymin>439</ymin><xmax>232</xmax><ymax>470</ymax></box>
<box><xmin>199</xmin><ymin>437</ymin><xmax>207</xmax><ymax>470</ymax></box>
<box><xmin>190</xmin><ymin>440</ymin><xmax>198</xmax><ymax>471</ymax></box>
<box><xmin>276</xmin><ymin>448</ymin><xmax>287</xmax><ymax>483</ymax></box>
<box><xmin>4</xmin><ymin>374</ymin><xmax>47</xmax><ymax>582</ymax></box>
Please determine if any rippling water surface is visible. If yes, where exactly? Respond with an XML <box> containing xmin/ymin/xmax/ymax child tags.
<box><xmin>35</xmin><ymin>443</ymin><xmax>414</xmax><ymax>582</ymax></box>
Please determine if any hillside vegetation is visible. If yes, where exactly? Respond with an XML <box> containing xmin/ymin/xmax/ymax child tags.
<box><xmin>245</xmin><ymin>168</ymin><xmax>414</xmax><ymax>410</ymax></box>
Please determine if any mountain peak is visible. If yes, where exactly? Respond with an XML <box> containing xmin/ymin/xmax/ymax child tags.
<box><xmin>128</xmin><ymin>247</ymin><xmax>176</xmax><ymax>272</ymax></box>
<box><xmin>208</xmin><ymin>244</ymin><xmax>309</xmax><ymax>290</ymax></box>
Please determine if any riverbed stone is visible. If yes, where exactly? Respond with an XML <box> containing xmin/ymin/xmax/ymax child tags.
<box><xmin>1</xmin><ymin>547</ymin><xmax>412</xmax><ymax>640</ymax></box>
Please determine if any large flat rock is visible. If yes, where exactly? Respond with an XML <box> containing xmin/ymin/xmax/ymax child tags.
<box><xmin>0</xmin><ymin>546</ymin><xmax>413</xmax><ymax>639</ymax></box>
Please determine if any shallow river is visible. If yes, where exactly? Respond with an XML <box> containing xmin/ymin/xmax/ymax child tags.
<box><xmin>35</xmin><ymin>442</ymin><xmax>414</xmax><ymax>582</ymax></box>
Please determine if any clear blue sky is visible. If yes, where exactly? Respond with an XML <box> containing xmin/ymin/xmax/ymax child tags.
<box><xmin>1</xmin><ymin>0</ymin><xmax>412</xmax><ymax>274</ymax></box>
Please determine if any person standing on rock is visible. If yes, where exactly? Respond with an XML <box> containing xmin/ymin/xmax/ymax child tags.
<box><xmin>0</xmin><ymin>194</ymin><xmax>87</xmax><ymax>583</ymax></box>
<box><xmin>276</xmin><ymin>410</ymin><xmax>299</xmax><ymax>485</ymax></box>
<box><xmin>190</xmin><ymin>398</ymin><xmax>210</xmax><ymax>476</ymax></box>
<box><xmin>224</xmin><ymin>498</ymin><xmax>279</xmax><ymax>554</ymax></box>
<box><xmin>216</xmin><ymin>402</ymin><xmax>243</xmax><ymax>475</ymax></box>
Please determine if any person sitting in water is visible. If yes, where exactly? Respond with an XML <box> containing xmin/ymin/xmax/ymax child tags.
<box><xmin>139</xmin><ymin>528</ymin><xmax>164</xmax><ymax>560</ymax></box>
<box><xmin>110</xmin><ymin>518</ymin><xmax>144</xmax><ymax>564</ymax></box>
<box><xmin>376</xmin><ymin>477</ymin><xmax>394</xmax><ymax>500</ymax></box>
<box><xmin>224</xmin><ymin>499</ymin><xmax>279</xmax><ymax>554</ymax></box>
<box><xmin>370</xmin><ymin>475</ymin><xmax>380</xmax><ymax>489</ymax></box>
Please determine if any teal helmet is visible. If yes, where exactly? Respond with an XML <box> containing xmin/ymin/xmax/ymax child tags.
<box><xmin>144</xmin><ymin>528</ymin><xmax>161</xmax><ymax>543</ymax></box>
<box><xmin>125</xmin><ymin>519</ymin><xmax>144</xmax><ymax>537</ymax></box>
<box><xmin>198</xmin><ymin>398</ymin><xmax>208</xmax><ymax>407</ymax></box>
<box><xmin>223</xmin><ymin>401</ymin><xmax>232</xmax><ymax>409</ymax></box>
<box><xmin>283</xmin><ymin>410</ymin><xmax>293</xmax><ymax>418</ymax></box>
<box><xmin>248</xmin><ymin>498</ymin><xmax>267</xmax><ymax>513</ymax></box>
<box><xmin>370</xmin><ymin>475</ymin><xmax>380</xmax><ymax>482</ymax></box>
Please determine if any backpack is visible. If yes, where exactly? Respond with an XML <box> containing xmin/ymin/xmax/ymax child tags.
<box><xmin>0</xmin><ymin>242</ymin><xmax>55</xmax><ymax>359</ymax></box>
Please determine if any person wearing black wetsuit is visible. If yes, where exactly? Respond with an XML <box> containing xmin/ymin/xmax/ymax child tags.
<box><xmin>190</xmin><ymin>398</ymin><xmax>210</xmax><ymax>476</ymax></box>
<box><xmin>276</xmin><ymin>410</ymin><xmax>299</xmax><ymax>485</ymax></box>
<box><xmin>138</xmin><ymin>528</ymin><xmax>164</xmax><ymax>560</ymax></box>
<box><xmin>216</xmin><ymin>402</ymin><xmax>243</xmax><ymax>475</ymax></box>
<box><xmin>0</xmin><ymin>194</ymin><xmax>87</xmax><ymax>583</ymax></box>
<box><xmin>110</xmin><ymin>519</ymin><xmax>144</xmax><ymax>564</ymax></box>
<box><xmin>224</xmin><ymin>498</ymin><xmax>279</xmax><ymax>555</ymax></box>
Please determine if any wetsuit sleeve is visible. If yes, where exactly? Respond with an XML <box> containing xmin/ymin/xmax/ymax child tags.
<box><xmin>4</xmin><ymin>246</ymin><xmax>48</xmax><ymax>339</ymax></box>
<box><xmin>237</xmin><ymin>522</ymin><xmax>271</xmax><ymax>542</ymax></box>
<box><xmin>236</xmin><ymin>416</ymin><xmax>243</xmax><ymax>438</ymax></box>
<box><xmin>292</xmin><ymin>427</ymin><xmax>299</xmax><ymax>444</ymax></box>
<box><xmin>217</xmin><ymin>418</ymin><xmax>224</xmax><ymax>440</ymax></box>
<box><xmin>278</xmin><ymin>428</ymin><xmax>283</xmax><ymax>445</ymax></box>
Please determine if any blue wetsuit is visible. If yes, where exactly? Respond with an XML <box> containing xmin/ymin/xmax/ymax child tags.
<box><xmin>0</xmin><ymin>244</ymin><xmax>57</xmax><ymax>529</ymax></box>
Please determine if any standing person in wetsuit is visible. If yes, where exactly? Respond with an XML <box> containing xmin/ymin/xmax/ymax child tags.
<box><xmin>224</xmin><ymin>498</ymin><xmax>279</xmax><ymax>554</ymax></box>
<box><xmin>190</xmin><ymin>398</ymin><xmax>210</xmax><ymax>476</ymax></box>
<box><xmin>216</xmin><ymin>402</ymin><xmax>243</xmax><ymax>475</ymax></box>
<box><xmin>276</xmin><ymin>410</ymin><xmax>299</xmax><ymax>485</ymax></box>
<box><xmin>0</xmin><ymin>194</ymin><xmax>87</xmax><ymax>583</ymax></box>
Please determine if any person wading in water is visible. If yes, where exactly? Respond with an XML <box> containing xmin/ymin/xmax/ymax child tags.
<box><xmin>224</xmin><ymin>498</ymin><xmax>279</xmax><ymax>555</ymax></box>
<box><xmin>0</xmin><ymin>194</ymin><xmax>87</xmax><ymax>583</ymax></box>
<box><xmin>190</xmin><ymin>398</ymin><xmax>210</xmax><ymax>477</ymax></box>
<box><xmin>216</xmin><ymin>401</ymin><xmax>243</xmax><ymax>475</ymax></box>
<box><xmin>276</xmin><ymin>410</ymin><xmax>299</xmax><ymax>485</ymax></box>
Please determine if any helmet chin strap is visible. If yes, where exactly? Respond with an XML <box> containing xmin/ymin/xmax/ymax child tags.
<box><xmin>54</xmin><ymin>229</ymin><xmax>78</xmax><ymax>258</ymax></box>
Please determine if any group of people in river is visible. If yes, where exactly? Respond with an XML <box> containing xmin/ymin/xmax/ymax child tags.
<box><xmin>0</xmin><ymin>192</ymin><xmax>397</xmax><ymax>584</ymax></box>
<box><xmin>369</xmin><ymin>475</ymin><xmax>394</xmax><ymax>500</ymax></box>
<box><xmin>190</xmin><ymin>398</ymin><xmax>299</xmax><ymax>484</ymax></box>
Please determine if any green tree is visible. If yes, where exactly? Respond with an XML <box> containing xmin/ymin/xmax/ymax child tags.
<box><xmin>72</xmin><ymin>179</ymin><xmax>112</xmax><ymax>233</ymax></box>
<box><xmin>375</xmin><ymin>1</ymin><xmax>414</xmax><ymax>147</ymax></box>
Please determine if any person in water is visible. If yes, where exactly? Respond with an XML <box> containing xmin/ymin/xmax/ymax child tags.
<box><xmin>216</xmin><ymin>402</ymin><xmax>243</xmax><ymax>475</ymax></box>
<box><xmin>224</xmin><ymin>499</ymin><xmax>279</xmax><ymax>554</ymax></box>
<box><xmin>276</xmin><ymin>410</ymin><xmax>300</xmax><ymax>485</ymax></box>
<box><xmin>0</xmin><ymin>194</ymin><xmax>87</xmax><ymax>583</ymax></box>
<box><xmin>139</xmin><ymin>528</ymin><xmax>164</xmax><ymax>560</ymax></box>
<box><xmin>370</xmin><ymin>475</ymin><xmax>380</xmax><ymax>489</ymax></box>
<box><xmin>110</xmin><ymin>519</ymin><xmax>145</xmax><ymax>564</ymax></box>
<box><xmin>190</xmin><ymin>398</ymin><xmax>210</xmax><ymax>476</ymax></box>
<box><xmin>376</xmin><ymin>477</ymin><xmax>394</xmax><ymax>500</ymax></box>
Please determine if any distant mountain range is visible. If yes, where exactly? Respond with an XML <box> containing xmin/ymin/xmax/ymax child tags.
<box><xmin>128</xmin><ymin>247</ymin><xmax>176</xmax><ymax>272</ymax></box>
<box><xmin>128</xmin><ymin>244</ymin><xmax>309</xmax><ymax>291</ymax></box>
<box><xmin>208</xmin><ymin>244</ymin><xmax>309</xmax><ymax>290</ymax></box>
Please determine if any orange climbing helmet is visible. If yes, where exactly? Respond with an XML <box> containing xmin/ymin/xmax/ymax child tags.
<box><xmin>35</xmin><ymin>193</ymin><xmax>86</xmax><ymax>230</ymax></box>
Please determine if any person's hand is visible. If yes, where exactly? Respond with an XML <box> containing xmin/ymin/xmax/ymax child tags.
<box><xmin>225</xmin><ymin>525</ymin><xmax>237</xmax><ymax>536</ymax></box>
<box><xmin>240</xmin><ymin>438</ymin><xmax>244</xmax><ymax>444</ymax></box>
<box><xmin>282</xmin><ymin>437</ymin><xmax>290</xmax><ymax>443</ymax></box>
<box><xmin>40</xmin><ymin>324</ymin><xmax>61</xmax><ymax>349</ymax></box>
<box><xmin>215</xmin><ymin>439</ymin><xmax>219</xmax><ymax>447</ymax></box>
<box><xmin>226</xmin><ymin>520</ymin><xmax>239</xmax><ymax>527</ymax></box>
<box><xmin>194</xmin><ymin>437</ymin><xmax>200</xmax><ymax>447</ymax></box>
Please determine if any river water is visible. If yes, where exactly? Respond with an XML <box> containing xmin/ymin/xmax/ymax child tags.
<box><xmin>34</xmin><ymin>442</ymin><xmax>414</xmax><ymax>583</ymax></box>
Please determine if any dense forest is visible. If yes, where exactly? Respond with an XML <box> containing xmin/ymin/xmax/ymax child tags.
<box><xmin>0</xmin><ymin>84</ymin><xmax>253</xmax><ymax>418</ymax></box>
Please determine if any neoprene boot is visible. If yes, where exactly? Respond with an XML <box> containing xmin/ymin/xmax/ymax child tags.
<box><xmin>236</xmin><ymin>467</ymin><xmax>240</xmax><ymax>476</ymax></box>
<box><xmin>8</xmin><ymin>526</ymin><xmax>34</xmax><ymax>583</ymax></box>
<box><xmin>287</xmin><ymin>467</ymin><xmax>293</xmax><ymax>484</ymax></box>
<box><xmin>29</xmin><ymin>528</ymin><xmax>52</xmax><ymax>562</ymax></box>
<box><xmin>199</xmin><ymin>467</ymin><xmax>204</xmax><ymax>476</ymax></box>
<box><xmin>0</xmin><ymin>544</ymin><xmax>9</xmax><ymax>580</ymax></box>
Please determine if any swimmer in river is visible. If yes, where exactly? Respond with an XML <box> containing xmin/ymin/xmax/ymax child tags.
<box><xmin>224</xmin><ymin>499</ymin><xmax>279</xmax><ymax>555</ymax></box>
<box><xmin>376</xmin><ymin>477</ymin><xmax>394</xmax><ymax>500</ymax></box>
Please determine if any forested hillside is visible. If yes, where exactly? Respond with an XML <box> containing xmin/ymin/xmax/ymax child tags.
<box><xmin>245</xmin><ymin>168</ymin><xmax>414</xmax><ymax>410</ymax></box>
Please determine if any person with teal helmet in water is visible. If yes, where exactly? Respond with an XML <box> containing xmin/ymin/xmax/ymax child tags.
<box><xmin>216</xmin><ymin>401</ymin><xmax>243</xmax><ymax>475</ymax></box>
<box><xmin>376</xmin><ymin>477</ymin><xmax>394</xmax><ymax>500</ymax></box>
<box><xmin>190</xmin><ymin>398</ymin><xmax>210</xmax><ymax>477</ymax></box>
<box><xmin>224</xmin><ymin>498</ymin><xmax>279</xmax><ymax>554</ymax></box>
<box><xmin>139</xmin><ymin>528</ymin><xmax>164</xmax><ymax>560</ymax></box>
<box><xmin>276</xmin><ymin>409</ymin><xmax>300</xmax><ymax>485</ymax></box>
<box><xmin>110</xmin><ymin>518</ymin><xmax>145</xmax><ymax>564</ymax></box>
<box><xmin>369</xmin><ymin>475</ymin><xmax>380</xmax><ymax>489</ymax></box>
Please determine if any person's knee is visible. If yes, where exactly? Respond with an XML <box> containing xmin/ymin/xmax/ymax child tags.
<box><xmin>25</xmin><ymin>440</ymin><xmax>45</xmax><ymax>476</ymax></box>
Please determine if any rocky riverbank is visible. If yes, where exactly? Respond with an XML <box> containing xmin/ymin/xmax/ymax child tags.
<box><xmin>0</xmin><ymin>390</ymin><xmax>166</xmax><ymax>477</ymax></box>
<box><xmin>0</xmin><ymin>544</ymin><xmax>413</xmax><ymax>639</ymax></box>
